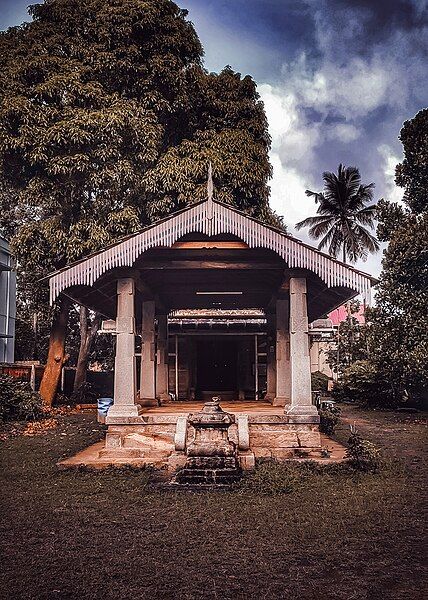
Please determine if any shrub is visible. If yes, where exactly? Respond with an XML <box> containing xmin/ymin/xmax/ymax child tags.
<box><xmin>311</xmin><ymin>370</ymin><xmax>330</xmax><ymax>392</ymax></box>
<box><xmin>70</xmin><ymin>382</ymin><xmax>97</xmax><ymax>405</ymax></box>
<box><xmin>319</xmin><ymin>405</ymin><xmax>341</xmax><ymax>435</ymax></box>
<box><xmin>346</xmin><ymin>426</ymin><xmax>381</xmax><ymax>472</ymax></box>
<box><xmin>238</xmin><ymin>461</ymin><xmax>298</xmax><ymax>495</ymax></box>
<box><xmin>331</xmin><ymin>360</ymin><xmax>395</xmax><ymax>407</ymax></box>
<box><xmin>0</xmin><ymin>374</ymin><xmax>44</xmax><ymax>422</ymax></box>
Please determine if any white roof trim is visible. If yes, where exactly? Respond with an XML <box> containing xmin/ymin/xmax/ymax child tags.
<box><xmin>48</xmin><ymin>199</ymin><xmax>373</xmax><ymax>305</ymax></box>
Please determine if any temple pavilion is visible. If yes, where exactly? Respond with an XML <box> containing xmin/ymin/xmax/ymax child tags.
<box><xmin>48</xmin><ymin>184</ymin><xmax>375</xmax><ymax>468</ymax></box>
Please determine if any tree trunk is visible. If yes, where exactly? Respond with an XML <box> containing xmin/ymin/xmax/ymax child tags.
<box><xmin>39</xmin><ymin>296</ymin><xmax>71</xmax><ymax>408</ymax></box>
<box><xmin>73</xmin><ymin>306</ymin><xmax>101</xmax><ymax>392</ymax></box>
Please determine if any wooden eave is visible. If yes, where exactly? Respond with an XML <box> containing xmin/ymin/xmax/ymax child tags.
<box><xmin>45</xmin><ymin>197</ymin><xmax>377</xmax><ymax>319</ymax></box>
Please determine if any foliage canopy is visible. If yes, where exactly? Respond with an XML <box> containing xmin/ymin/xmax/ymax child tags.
<box><xmin>0</xmin><ymin>0</ymin><xmax>278</xmax><ymax>282</ymax></box>
<box><xmin>334</xmin><ymin>110</ymin><xmax>428</xmax><ymax>407</ymax></box>
<box><xmin>0</xmin><ymin>0</ymin><xmax>280</xmax><ymax>365</ymax></box>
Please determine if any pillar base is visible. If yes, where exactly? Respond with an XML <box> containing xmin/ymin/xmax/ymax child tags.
<box><xmin>272</xmin><ymin>396</ymin><xmax>289</xmax><ymax>407</ymax></box>
<box><xmin>139</xmin><ymin>397</ymin><xmax>159</xmax><ymax>407</ymax></box>
<box><xmin>106</xmin><ymin>403</ymin><xmax>143</xmax><ymax>422</ymax></box>
<box><xmin>158</xmin><ymin>393</ymin><xmax>171</xmax><ymax>405</ymax></box>
<box><xmin>286</xmin><ymin>404</ymin><xmax>319</xmax><ymax>423</ymax></box>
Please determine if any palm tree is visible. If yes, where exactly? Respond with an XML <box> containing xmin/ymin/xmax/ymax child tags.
<box><xmin>295</xmin><ymin>164</ymin><xmax>379</xmax><ymax>263</ymax></box>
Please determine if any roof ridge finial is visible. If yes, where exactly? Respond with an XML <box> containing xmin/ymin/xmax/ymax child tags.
<box><xmin>207</xmin><ymin>161</ymin><xmax>214</xmax><ymax>220</ymax></box>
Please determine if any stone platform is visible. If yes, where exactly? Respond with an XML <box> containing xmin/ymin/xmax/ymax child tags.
<box><xmin>58</xmin><ymin>402</ymin><xmax>347</xmax><ymax>471</ymax></box>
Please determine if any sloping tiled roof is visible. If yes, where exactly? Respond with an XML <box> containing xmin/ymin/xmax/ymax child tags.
<box><xmin>47</xmin><ymin>197</ymin><xmax>375</xmax><ymax>304</ymax></box>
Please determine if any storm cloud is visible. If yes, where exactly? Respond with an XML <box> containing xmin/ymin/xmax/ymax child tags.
<box><xmin>183</xmin><ymin>0</ymin><xmax>427</xmax><ymax>275</ymax></box>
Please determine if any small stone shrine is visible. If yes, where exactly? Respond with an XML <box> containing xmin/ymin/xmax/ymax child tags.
<box><xmin>173</xmin><ymin>397</ymin><xmax>242</xmax><ymax>486</ymax></box>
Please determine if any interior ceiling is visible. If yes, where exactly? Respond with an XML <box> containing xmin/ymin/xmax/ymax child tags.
<box><xmin>63</xmin><ymin>244</ymin><xmax>358</xmax><ymax>323</ymax></box>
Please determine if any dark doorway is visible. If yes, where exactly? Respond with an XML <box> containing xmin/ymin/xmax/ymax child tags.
<box><xmin>196</xmin><ymin>338</ymin><xmax>237</xmax><ymax>398</ymax></box>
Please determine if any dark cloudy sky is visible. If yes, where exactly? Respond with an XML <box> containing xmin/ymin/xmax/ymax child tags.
<box><xmin>1</xmin><ymin>0</ymin><xmax>427</xmax><ymax>276</ymax></box>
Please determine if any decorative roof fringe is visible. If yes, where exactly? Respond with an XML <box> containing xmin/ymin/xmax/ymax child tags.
<box><xmin>49</xmin><ymin>199</ymin><xmax>372</xmax><ymax>305</ymax></box>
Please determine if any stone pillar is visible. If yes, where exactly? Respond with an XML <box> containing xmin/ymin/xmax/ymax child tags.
<box><xmin>140</xmin><ymin>300</ymin><xmax>157</xmax><ymax>406</ymax></box>
<box><xmin>108</xmin><ymin>278</ymin><xmax>141</xmax><ymax>419</ymax></box>
<box><xmin>237</xmin><ymin>337</ymin><xmax>253</xmax><ymax>400</ymax></box>
<box><xmin>265</xmin><ymin>314</ymin><xmax>276</xmax><ymax>403</ymax></box>
<box><xmin>273</xmin><ymin>297</ymin><xmax>290</xmax><ymax>406</ymax></box>
<box><xmin>156</xmin><ymin>313</ymin><xmax>170</xmax><ymax>403</ymax></box>
<box><xmin>286</xmin><ymin>277</ymin><xmax>319</xmax><ymax>423</ymax></box>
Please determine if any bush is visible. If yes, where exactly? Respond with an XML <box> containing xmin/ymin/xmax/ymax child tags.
<box><xmin>346</xmin><ymin>427</ymin><xmax>381</xmax><ymax>473</ymax></box>
<box><xmin>319</xmin><ymin>405</ymin><xmax>341</xmax><ymax>435</ymax></box>
<box><xmin>238</xmin><ymin>461</ymin><xmax>298</xmax><ymax>495</ymax></box>
<box><xmin>0</xmin><ymin>374</ymin><xmax>44</xmax><ymax>422</ymax></box>
<box><xmin>70</xmin><ymin>382</ymin><xmax>97</xmax><ymax>405</ymax></box>
<box><xmin>331</xmin><ymin>360</ymin><xmax>395</xmax><ymax>407</ymax></box>
<box><xmin>311</xmin><ymin>370</ymin><xmax>329</xmax><ymax>392</ymax></box>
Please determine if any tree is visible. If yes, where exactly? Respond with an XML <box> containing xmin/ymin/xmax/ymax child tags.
<box><xmin>366</xmin><ymin>213</ymin><xmax>428</xmax><ymax>404</ymax></box>
<box><xmin>0</xmin><ymin>0</ymin><xmax>279</xmax><ymax>405</ymax></box>
<box><xmin>73</xmin><ymin>307</ymin><xmax>102</xmax><ymax>393</ymax></box>
<box><xmin>395</xmin><ymin>108</ymin><xmax>428</xmax><ymax>215</ymax></box>
<box><xmin>366</xmin><ymin>108</ymin><xmax>428</xmax><ymax>404</ymax></box>
<box><xmin>295</xmin><ymin>164</ymin><xmax>379</xmax><ymax>263</ymax></box>
<box><xmin>326</xmin><ymin>300</ymin><xmax>368</xmax><ymax>375</ymax></box>
<box><xmin>334</xmin><ymin>110</ymin><xmax>428</xmax><ymax>407</ymax></box>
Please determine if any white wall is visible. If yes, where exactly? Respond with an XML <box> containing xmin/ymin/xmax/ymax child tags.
<box><xmin>310</xmin><ymin>340</ymin><xmax>333</xmax><ymax>378</ymax></box>
<box><xmin>0</xmin><ymin>237</ymin><xmax>16</xmax><ymax>363</ymax></box>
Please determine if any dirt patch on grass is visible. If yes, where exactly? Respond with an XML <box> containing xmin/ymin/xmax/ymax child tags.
<box><xmin>0</xmin><ymin>408</ymin><xmax>427</xmax><ymax>600</ymax></box>
<box><xmin>337</xmin><ymin>403</ymin><xmax>428</xmax><ymax>465</ymax></box>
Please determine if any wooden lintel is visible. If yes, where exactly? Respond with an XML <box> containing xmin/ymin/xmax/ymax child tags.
<box><xmin>172</xmin><ymin>241</ymin><xmax>249</xmax><ymax>249</ymax></box>
<box><xmin>139</xmin><ymin>260</ymin><xmax>285</xmax><ymax>270</ymax></box>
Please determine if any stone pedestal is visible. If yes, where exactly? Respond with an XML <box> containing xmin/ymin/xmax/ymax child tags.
<box><xmin>173</xmin><ymin>398</ymin><xmax>242</xmax><ymax>486</ymax></box>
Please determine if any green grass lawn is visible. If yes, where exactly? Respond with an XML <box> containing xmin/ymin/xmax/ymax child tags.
<box><xmin>1</xmin><ymin>406</ymin><xmax>427</xmax><ymax>600</ymax></box>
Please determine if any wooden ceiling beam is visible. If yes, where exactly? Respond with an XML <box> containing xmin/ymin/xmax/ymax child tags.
<box><xmin>172</xmin><ymin>241</ymin><xmax>249</xmax><ymax>249</ymax></box>
<box><xmin>139</xmin><ymin>260</ymin><xmax>284</xmax><ymax>270</ymax></box>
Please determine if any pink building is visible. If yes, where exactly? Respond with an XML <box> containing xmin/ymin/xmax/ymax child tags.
<box><xmin>328</xmin><ymin>303</ymin><xmax>365</xmax><ymax>326</ymax></box>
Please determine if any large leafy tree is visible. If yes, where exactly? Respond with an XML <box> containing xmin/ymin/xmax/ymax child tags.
<box><xmin>395</xmin><ymin>108</ymin><xmax>428</xmax><ymax>215</ymax></box>
<box><xmin>295</xmin><ymin>164</ymin><xmax>379</xmax><ymax>263</ymax></box>
<box><xmin>365</xmin><ymin>109</ymin><xmax>428</xmax><ymax>404</ymax></box>
<box><xmin>0</xmin><ymin>0</ymin><xmax>279</xmax><ymax>405</ymax></box>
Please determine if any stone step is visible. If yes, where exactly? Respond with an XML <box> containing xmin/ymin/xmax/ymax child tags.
<box><xmin>185</xmin><ymin>456</ymin><xmax>238</xmax><ymax>469</ymax></box>
<box><xmin>99</xmin><ymin>448</ymin><xmax>170</xmax><ymax>462</ymax></box>
<box><xmin>174</xmin><ymin>466</ymin><xmax>242</xmax><ymax>486</ymax></box>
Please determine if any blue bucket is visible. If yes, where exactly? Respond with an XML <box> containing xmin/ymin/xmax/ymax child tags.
<box><xmin>97</xmin><ymin>397</ymin><xmax>113</xmax><ymax>419</ymax></box>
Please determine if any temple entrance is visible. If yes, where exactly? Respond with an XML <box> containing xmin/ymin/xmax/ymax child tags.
<box><xmin>196</xmin><ymin>338</ymin><xmax>238</xmax><ymax>400</ymax></box>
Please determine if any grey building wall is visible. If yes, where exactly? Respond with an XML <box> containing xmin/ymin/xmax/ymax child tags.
<box><xmin>0</xmin><ymin>236</ymin><xmax>16</xmax><ymax>363</ymax></box>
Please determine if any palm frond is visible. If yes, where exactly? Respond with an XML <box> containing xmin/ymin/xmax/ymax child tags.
<box><xmin>352</xmin><ymin>224</ymin><xmax>380</xmax><ymax>254</ymax></box>
<box><xmin>305</xmin><ymin>190</ymin><xmax>324</xmax><ymax>204</ymax></box>
<box><xmin>354</xmin><ymin>204</ymin><xmax>377</xmax><ymax>226</ymax></box>
<box><xmin>295</xmin><ymin>215</ymin><xmax>329</xmax><ymax>230</ymax></box>
<box><xmin>318</xmin><ymin>225</ymin><xmax>344</xmax><ymax>258</ymax></box>
<box><xmin>308</xmin><ymin>217</ymin><xmax>335</xmax><ymax>239</ymax></box>
<box><xmin>317</xmin><ymin>227</ymin><xmax>336</xmax><ymax>252</ymax></box>
<box><xmin>344</xmin><ymin>229</ymin><xmax>365</xmax><ymax>262</ymax></box>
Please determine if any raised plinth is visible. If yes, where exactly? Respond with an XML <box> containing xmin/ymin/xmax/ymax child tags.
<box><xmin>96</xmin><ymin>401</ymin><xmax>323</xmax><ymax>469</ymax></box>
